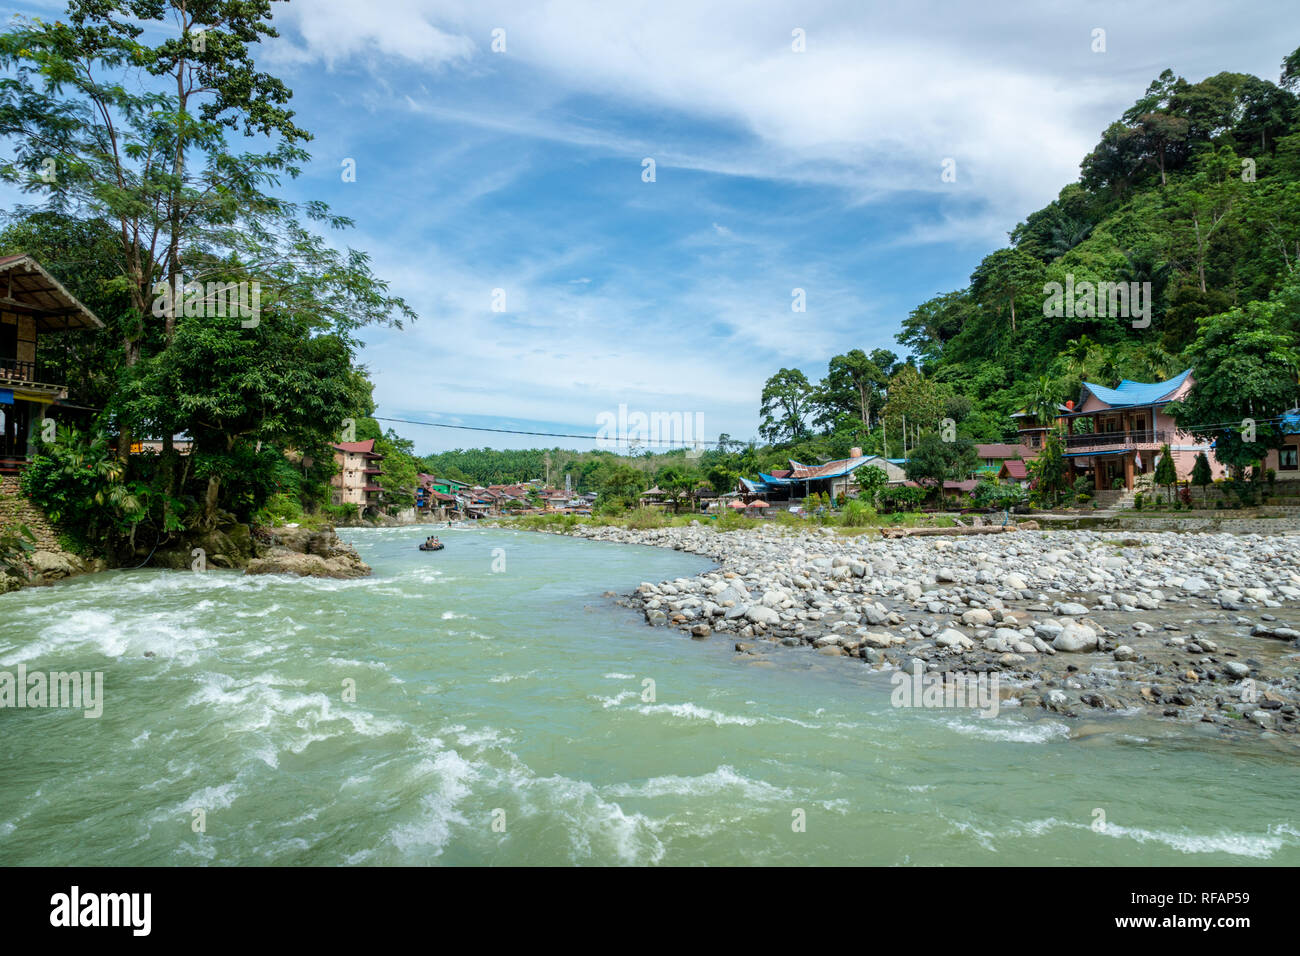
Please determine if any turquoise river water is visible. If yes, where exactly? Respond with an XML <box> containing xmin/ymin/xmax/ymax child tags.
<box><xmin>1</xmin><ymin>524</ymin><xmax>1297</xmax><ymax>865</ymax></box>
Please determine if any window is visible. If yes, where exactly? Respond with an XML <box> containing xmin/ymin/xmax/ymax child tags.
<box><xmin>1281</xmin><ymin>445</ymin><xmax>1299</xmax><ymax>471</ymax></box>
<box><xmin>0</xmin><ymin>321</ymin><xmax>16</xmax><ymax>364</ymax></box>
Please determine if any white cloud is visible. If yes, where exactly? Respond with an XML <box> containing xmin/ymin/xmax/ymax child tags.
<box><xmin>270</xmin><ymin>0</ymin><xmax>1294</xmax><ymax>243</ymax></box>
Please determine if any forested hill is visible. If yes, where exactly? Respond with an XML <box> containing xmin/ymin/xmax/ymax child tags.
<box><xmin>889</xmin><ymin>53</ymin><xmax>1300</xmax><ymax>440</ymax></box>
<box><xmin>420</xmin><ymin>52</ymin><xmax>1300</xmax><ymax>493</ymax></box>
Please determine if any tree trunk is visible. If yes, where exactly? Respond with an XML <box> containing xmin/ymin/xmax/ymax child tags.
<box><xmin>203</xmin><ymin>474</ymin><xmax>220</xmax><ymax>527</ymax></box>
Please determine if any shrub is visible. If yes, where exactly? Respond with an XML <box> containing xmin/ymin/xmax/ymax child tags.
<box><xmin>626</xmin><ymin>507</ymin><xmax>668</xmax><ymax>530</ymax></box>
<box><xmin>322</xmin><ymin>503</ymin><xmax>360</xmax><ymax>522</ymax></box>
<box><xmin>772</xmin><ymin>509</ymin><xmax>804</xmax><ymax>528</ymax></box>
<box><xmin>0</xmin><ymin>522</ymin><xmax>36</xmax><ymax>576</ymax></box>
<box><xmin>839</xmin><ymin>499</ymin><xmax>878</xmax><ymax>527</ymax></box>
<box><xmin>713</xmin><ymin>510</ymin><xmax>755</xmax><ymax>532</ymax></box>
<box><xmin>1133</xmin><ymin>493</ymin><xmax>1144</xmax><ymax>511</ymax></box>
<box><xmin>20</xmin><ymin>427</ymin><xmax>142</xmax><ymax>551</ymax></box>
<box><xmin>256</xmin><ymin>492</ymin><xmax>304</xmax><ymax>527</ymax></box>
<box><xmin>972</xmin><ymin>480</ymin><xmax>1028</xmax><ymax>511</ymax></box>
<box><xmin>879</xmin><ymin>486</ymin><xmax>925</xmax><ymax>513</ymax></box>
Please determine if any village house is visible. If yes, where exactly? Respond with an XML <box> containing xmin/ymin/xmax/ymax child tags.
<box><xmin>329</xmin><ymin>439</ymin><xmax>384</xmax><ymax>512</ymax></box>
<box><xmin>1263</xmin><ymin>408</ymin><xmax>1300</xmax><ymax>479</ymax></box>
<box><xmin>743</xmin><ymin>449</ymin><xmax>905</xmax><ymax>503</ymax></box>
<box><xmin>415</xmin><ymin>474</ymin><xmax>467</xmax><ymax>517</ymax></box>
<box><xmin>997</xmin><ymin>458</ymin><xmax>1031</xmax><ymax>486</ymax></box>
<box><xmin>1057</xmin><ymin>369</ymin><xmax>1228</xmax><ymax>491</ymax></box>
<box><xmin>638</xmin><ymin>485</ymin><xmax>666</xmax><ymax>507</ymax></box>
<box><xmin>1011</xmin><ymin>405</ymin><xmax>1070</xmax><ymax>452</ymax></box>
<box><xmin>973</xmin><ymin>442</ymin><xmax>1032</xmax><ymax>479</ymax></box>
<box><xmin>0</xmin><ymin>255</ymin><xmax>104</xmax><ymax>471</ymax></box>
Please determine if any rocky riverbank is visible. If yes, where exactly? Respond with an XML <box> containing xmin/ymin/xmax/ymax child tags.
<box><xmin>1</xmin><ymin>516</ymin><xmax>369</xmax><ymax>589</ymax></box>
<box><xmin>245</xmin><ymin>526</ymin><xmax>371</xmax><ymax>578</ymax></box>
<box><xmin>541</xmin><ymin>522</ymin><xmax>1300</xmax><ymax>740</ymax></box>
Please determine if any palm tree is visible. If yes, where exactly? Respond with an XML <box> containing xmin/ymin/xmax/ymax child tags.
<box><xmin>1028</xmin><ymin>374</ymin><xmax>1059</xmax><ymax>428</ymax></box>
<box><xmin>1047</xmin><ymin>216</ymin><xmax>1094</xmax><ymax>257</ymax></box>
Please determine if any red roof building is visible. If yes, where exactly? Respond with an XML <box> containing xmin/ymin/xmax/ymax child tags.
<box><xmin>330</xmin><ymin>438</ymin><xmax>383</xmax><ymax>510</ymax></box>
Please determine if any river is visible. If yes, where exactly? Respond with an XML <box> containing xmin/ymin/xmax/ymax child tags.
<box><xmin>1</xmin><ymin>524</ymin><xmax>1297</xmax><ymax>865</ymax></box>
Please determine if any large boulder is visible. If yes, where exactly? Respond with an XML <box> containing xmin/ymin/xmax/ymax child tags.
<box><xmin>1052</xmin><ymin>622</ymin><xmax>1099</xmax><ymax>653</ymax></box>
<box><xmin>745</xmin><ymin>605</ymin><xmax>781</xmax><ymax>626</ymax></box>
<box><xmin>28</xmin><ymin>549</ymin><xmax>81</xmax><ymax>580</ymax></box>
<box><xmin>245</xmin><ymin>547</ymin><xmax>370</xmax><ymax>579</ymax></box>
<box><xmin>152</xmin><ymin>517</ymin><xmax>256</xmax><ymax>570</ymax></box>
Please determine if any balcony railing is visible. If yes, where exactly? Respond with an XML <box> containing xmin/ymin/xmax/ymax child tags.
<box><xmin>0</xmin><ymin>359</ymin><xmax>59</xmax><ymax>387</ymax></box>
<box><xmin>1064</xmin><ymin>429</ymin><xmax>1170</xmax><ymax>450</ymax></box>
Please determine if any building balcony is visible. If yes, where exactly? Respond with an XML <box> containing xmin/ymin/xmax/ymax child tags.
<box><xmin>0</xmin><ymin>359</ymin><xmax>64</xmax><ymax>394</ymax></box>
<box><xmin>1064</xmin><ymin>430</ymin><xmax>1172</xmax><ymax>453</ymax></box>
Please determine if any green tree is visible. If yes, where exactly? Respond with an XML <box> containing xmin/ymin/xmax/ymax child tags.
<box><xmin>1029</xmin><ymin>429</ymin><xmax>1070</xmax><ymax>506</ymax></box>
<box><xmin>903</xmin><ymin>433</ymin><xmax>977</xmax><ymax>503</ymax></box>
<box><xmin>1154</xmin><ymin>443</ymin><xmax>1178</xmax><ymax>502</ymax></box>
<box><xmin>969</xmin><ymin>248</ymin><xmax>1045</xmax><ymax>334</ymax></box>
<box><xmin>598</xmin><ymin>464</ymin><xmax>646</xmax><ymax>509</ymax></box>
<box><xmin>1166</xmin><ymin>300</ymin><xmax>1300</xmax><ymax>476</ymax></box>
<box><xmin>853</xmin><ymin>463</ymin><xmax>889</xmax><ymax>507</ymax></box>
<box><xmin>759</xmin><ymin>368</ymin><xmax>814</xmax><ymax>443</ymax></box>
<box><xmin>814</xmin><ymin>348</ymin><xmax>896</xmax><ymax>428</ymax></box>
<box><xmin>1191</xmin><ymin>451</ymin><xmax>1213</xmax><ymax>501</ymax></box>
<box><xmin>118</xmin><ymin>305</ymin><xmax>367</xmax><ymax>525</ymax></box>
<box><xmin>897</xmin><ymin>291</ymin><xmax>968</xmax><ymax>367</ymax></box>
<box><xmin>882</xmin><ymin>365</ymin><xmax>948</xmax><ymax>456</ymax></box>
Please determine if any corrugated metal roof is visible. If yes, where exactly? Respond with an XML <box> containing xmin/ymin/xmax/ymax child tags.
<box><xmin>1079</xmin><ymin>369</ymin><xmax>1192</xmax><ymax>408</ymax></box>
<box><xmin>1282</xmin><ymin>408</ymin><xmax>1300</xmax><ymax>435</ymax></box>
<box><xmin>788</xmin><ymin>455</ymin><xmax>873</xmax><ymax>480</ymax></box>
<box><xmin>975</xmin><ymin>443</ymin><xmax>1025</xmax><ymax>459</ymax></box>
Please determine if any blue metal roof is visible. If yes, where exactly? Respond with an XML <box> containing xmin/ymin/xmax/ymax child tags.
<box><xmin>758</xmin><ymin>471</ymin><xmax>796</xmax><ymax>485</ymax></box>
<box><xmin>1079</xmin><ymin>369</ymin><xmax>1192</xmax><ymax>409</ymax></box>
<box><xmin>1282</xmin><ymin>408</ymin><xmax>1300</xmax><ymax>435</ymax></box>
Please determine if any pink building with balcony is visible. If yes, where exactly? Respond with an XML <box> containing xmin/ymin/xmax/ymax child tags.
<box><xmin>1055</xmin><ymin>369</ymin><xmax>1227</xmax><ymax>491</ymax></box>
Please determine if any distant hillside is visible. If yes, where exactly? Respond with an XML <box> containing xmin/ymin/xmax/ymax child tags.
<box><xmin>895</xmin><ymin>53</ymin><xmax>1300</xmax><ymax>440</ymax></box>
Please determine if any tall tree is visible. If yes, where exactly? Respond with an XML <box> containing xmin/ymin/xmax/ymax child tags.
<box><xmin>1154</xmin><ymin>443</ymin><xmax>1178</xmax><ymax>502</ymax></box>
<box><xmin>759</xmin><ymin>368</ymin><xmax>814</xmax><ymax>444</ymax></box>
<box><xmin>1166</xmin><ymin>300</ymin><xmax>1300</xmax><ymax>477</ymax></box>
<box><xmin>903</xmin><ymin>433</ymin><xmax>976</xmax><ymax>502</ymax></box>
<box><xmin>969</xmin><ymin>248</ymin><xmax>1044</xmax><ymax>333</ymax></box>
<box><xmin>815</xmin><ymin>348</ymin><xmax>896</xmax><ymax>429</ymax></box>
<box><xmin>1191</xmin><ymin>451</ymin><xmax>1213</xmax><ymax>501</ymax></box>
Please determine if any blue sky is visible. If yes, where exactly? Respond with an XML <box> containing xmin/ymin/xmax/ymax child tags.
<box><xmin>8</xmin><ymin>1</ymin><xmax>1299</xmax><ymax>453</ymax></box>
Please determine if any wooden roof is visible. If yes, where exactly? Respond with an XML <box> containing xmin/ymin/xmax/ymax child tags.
<box><xmin>0</xmin><ymin>254</ymin><xmax>104</xmax><ymax>331</ymax></box>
